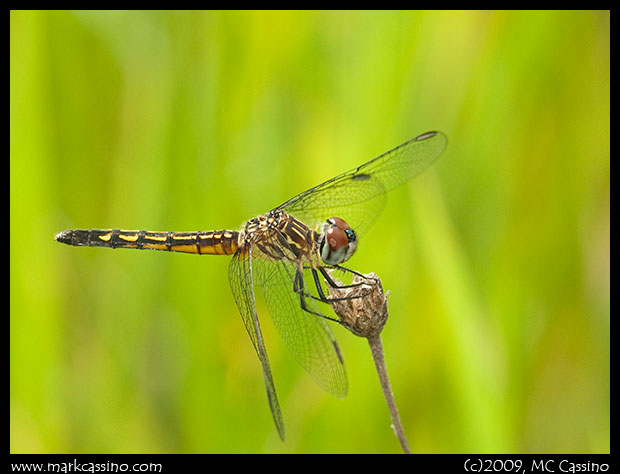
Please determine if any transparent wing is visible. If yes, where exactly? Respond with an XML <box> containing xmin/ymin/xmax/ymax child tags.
<box><xmin>252</xmin><ymin>250</ymin><xmax>347</xmax><ymax>399</ymax></box>
<box><xmin>276</xmin><ymin>131</ymin><xmax>447</xmax><ymax>236</ymax></box>
<box><xmin>228</xmin><ymin>247</ymin><xmax>285</xmax><ymax>440</ymax></box>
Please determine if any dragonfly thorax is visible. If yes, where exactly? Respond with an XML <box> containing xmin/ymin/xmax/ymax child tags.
<box><xmin>318</xmin><ymin>217</ymin><xmax>358</xmax><ymax>265</ymax></box>
<box><xmin>240</xmin><ymin>211</ymin><xmax>316</xmax><ymax>263</ymax></box>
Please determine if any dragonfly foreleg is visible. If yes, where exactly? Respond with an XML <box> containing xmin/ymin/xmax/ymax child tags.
<box><xmin>328</xmin><ymin>265</ymin><xmax>380</xmax><ymax>285</ymax></box>
<box><xmin>310</xmin><ymin>268</ymin><xmax>364</xmax><ymax>303</ymax></box>
<box><xmin>293</xmin><ymin>268</ymin><xmax>340</xmax><ymax>323</ymax></box>
<box><xmin>292</xmin><ymin>266</ymin><xmax>368</xmax><ymax>309</ymax></box>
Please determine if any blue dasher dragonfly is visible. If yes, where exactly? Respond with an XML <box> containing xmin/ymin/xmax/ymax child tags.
<box><xmin>55</xmin><ymin>131</ymin><xmax>447</xmax><ymax>440</ymax></box>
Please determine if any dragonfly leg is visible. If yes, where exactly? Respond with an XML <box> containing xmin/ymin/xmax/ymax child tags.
<box><xmin>302</xmin><ymin>264</ymin><xmax>374</xmax><ymax>291</ymax></box>
<box><xmin>311</xmin><ymin>268</ymin><xmax>363</xmax><ymax>303</ymax></box>
<box><xmin>295</xmin><ymin>266</ymin><xmax>368</xmax><ymax>307</ymax></box>
<box><xmin>293</xmin><ymin>269</ymin><xmax>340</xmax><ymax>323</ymax></box>
<box><xmin>329</xmin><ymin>265</ymin><xmax>380</xmax><ymax>285</ymax></box>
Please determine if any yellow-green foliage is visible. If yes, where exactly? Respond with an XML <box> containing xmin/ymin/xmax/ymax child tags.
<box><xmin>11</xmin><ymin>10</ymin><xmax>609</xmax><ymax>453</ymax></box>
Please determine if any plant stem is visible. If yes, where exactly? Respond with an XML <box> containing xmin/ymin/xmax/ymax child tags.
<box><xmin>326</xmin><ymin>270</ymin><xmax>411</xmax><ymax>453</ymax></box>
<box><xmin>367</xmin><ymin>334</ymin><xmax>411</xmax><ymax>454</ymax></box>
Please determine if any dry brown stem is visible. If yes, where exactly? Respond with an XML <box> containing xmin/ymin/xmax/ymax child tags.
<box><xmin>326</xmin><ymin>271</ymin><xmax>411</xmax><ymax>454</ymax></box>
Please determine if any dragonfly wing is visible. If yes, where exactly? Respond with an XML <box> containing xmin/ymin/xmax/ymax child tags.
<box><xmin>285</xmin><ymin>177</ymin><xmax>387</xmax><ymax>238</ymax></box>
<box><xmin>229</xmin><ymin>247</ymin><xmax>285</xmax><ymax>440</ymax></box>
<box><xmin>253</xmin><ymin>253</ymin><xmax>348</xmax><ymax>399</ymax></box>
<box><xmin>277</xmin><ymin>131</ymin><xmax>447</xmax><ymax>236</ymax></box>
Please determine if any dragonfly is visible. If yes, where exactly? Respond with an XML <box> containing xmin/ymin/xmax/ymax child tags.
<box><xmin>55</xmin><ymin>131</ymin><xmax>447</xmax><ymax>440</ymax></box>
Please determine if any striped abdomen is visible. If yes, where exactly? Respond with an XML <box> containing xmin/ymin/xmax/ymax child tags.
<box><xmin>55</xmin><ymin>229</ymin><xmax>239</xmax><ymax>255</ymax></box>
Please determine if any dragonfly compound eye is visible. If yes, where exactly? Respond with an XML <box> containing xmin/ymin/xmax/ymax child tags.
<box><xmin>320</xmin><ymin>217</ymin><xmax>358</xmax><ymax>265</ymax></box>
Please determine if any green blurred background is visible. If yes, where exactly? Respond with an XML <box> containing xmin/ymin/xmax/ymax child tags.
<box><xmin>10</xmin><ymin>10</ymin><xmax>609</xmax><ymax>453</ymax></box>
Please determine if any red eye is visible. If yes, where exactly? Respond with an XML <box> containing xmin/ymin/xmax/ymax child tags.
<box><xmin>326</xmin><ymin>226</ymin><xmax>348</xmax><ymax>250</ymax></box>
<box><xmin>320</xmin><ymin>217</ymin><xmax>358</xmax><ymax>265</ymax></box>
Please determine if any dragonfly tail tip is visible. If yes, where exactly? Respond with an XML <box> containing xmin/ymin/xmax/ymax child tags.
<box><xmin>54</xmin><ymin>230</ymin><xmax>72</xmax><ymax>244</ymax></box>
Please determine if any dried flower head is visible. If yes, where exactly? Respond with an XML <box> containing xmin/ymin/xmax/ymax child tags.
<box><xmin>326</xmin><ymin>271</ymin><xmax>389</xmax><ymax>338</ymax></box>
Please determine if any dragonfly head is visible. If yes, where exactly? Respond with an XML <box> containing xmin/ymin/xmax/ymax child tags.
<box><xmin>319</xmin><ymin>217</ymin><xmax>358</xmax><ymax>265</ymax></box>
